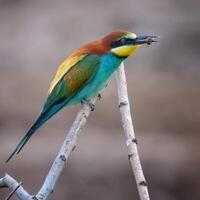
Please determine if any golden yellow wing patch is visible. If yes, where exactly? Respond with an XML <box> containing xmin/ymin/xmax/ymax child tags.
<box><xmin>63</xmin><ymin>67</ymin><xmax>92</xmax><ymax>94</ymax></box>
<box><xmin>48</xmin><ymin>54</ymin><xmax>87</xmax><ymax>94</ymax></box>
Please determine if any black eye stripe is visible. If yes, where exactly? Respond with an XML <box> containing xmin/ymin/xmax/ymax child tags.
<box><xmin>111</xmin><ymin>38</ymin><xmax>135</xmax><ymax>48</ymax></box>
<box><xmin>121</xmin><ymin>38</ymin><xmax>133</xmax><ymax>44</ymax></box>
<box><xmin>111</xmin><ymin>40</ymin><xmax>121</xmax><ymax>48</ymax></box>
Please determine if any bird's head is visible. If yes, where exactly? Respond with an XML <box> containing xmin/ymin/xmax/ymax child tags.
<box><xmin>102</xmin><ymin>31</ymin><xmax>158</xmax><ymax>58</ymax></box>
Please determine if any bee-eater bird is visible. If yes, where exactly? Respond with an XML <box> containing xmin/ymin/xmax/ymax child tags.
<box><xmin>6</xmin><ymin>31</ymin><xmax>158</xmax><ymax>162</ymax></box>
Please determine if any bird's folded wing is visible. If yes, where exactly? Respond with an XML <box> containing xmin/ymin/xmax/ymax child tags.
<box><xmin>43</xmin><ymin>54</ymin><xmax>100</xmax><ymax>112</ymax></box>
<box><xmin>48</xmin><ymin>54</ymin><xmax>87</xmax><ymax>94</ymax></box>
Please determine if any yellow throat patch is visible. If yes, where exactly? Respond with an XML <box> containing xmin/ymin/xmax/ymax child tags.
<box><xmin>111</xmin><ymin>45</ymin><xmax>140</xmax><ymax>57</ymax></box>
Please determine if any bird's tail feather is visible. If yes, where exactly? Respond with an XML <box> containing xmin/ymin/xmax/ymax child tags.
<box><xmin>6</xmin><ymin>112</ymin><xmax>47</xmax><ymax>163</ymax></box>
<box><xmin>6</xmin><ymin>99</ymin><xmax>68</xmax><ymax>163</ymax></box>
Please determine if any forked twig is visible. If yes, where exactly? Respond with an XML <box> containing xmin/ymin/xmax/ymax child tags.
<box><xmin>0</xmin><ymin>98</ymin><xmax>97</xmax><ymax>200</ymax></box>
<box><xmin>1</xmin><ymin>63</ymin><xmax>150</xmax><ymax>200</ymax></box>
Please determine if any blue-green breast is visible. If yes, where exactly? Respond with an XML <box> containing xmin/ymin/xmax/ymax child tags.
<box><xmin>70</xmin><ymin>52</ymin><xmax>124</xmax><ymax>104</ymax></box>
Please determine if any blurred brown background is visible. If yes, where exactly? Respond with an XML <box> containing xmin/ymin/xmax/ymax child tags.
<box><xmin>0</xmin><ymin>0</ymin><xmax>200</xmax><ymax>199</ymax></box>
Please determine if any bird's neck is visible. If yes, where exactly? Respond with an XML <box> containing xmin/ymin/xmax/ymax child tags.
<box><xmin>100</xmin><ymin>52</ymin><xmax>125</xmax><ymax>74</ymax></box>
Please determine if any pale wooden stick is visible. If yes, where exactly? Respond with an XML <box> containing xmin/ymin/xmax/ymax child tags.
<box><xmin>1</xmin><ymin>62</ymin><xmax>150</xmax><ymax>200</ymax></box>
<box><xmin>0</xmin><ymin>174</ymin><xmax>32</xmax><ymax>200</ymax></box>
<box><xmin>0</xmin><ymin>98</ymin><xmax>97</xmax><ymax>200</ymax></box>
<box><xmin>35</xmin><ymin>98</ymin><xmax>97</xmax><ymax>200</ymax></box>
<box><xmin>116</xmin><ymin>63</ymin><xmax>150</xmax><ymax>200</ymax></box>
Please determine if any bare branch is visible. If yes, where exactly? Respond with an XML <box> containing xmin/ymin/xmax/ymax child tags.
<box><xmin>5</xmin><ymin>181</ymin><xmax>22</xmax><ymax>200</ymax></box>
<box><xmin>35</xmin><ymin>98</ymin><xmax>97</xmax><ymax>200</ymax></box>
<box><xmin>1</xmin><ymin>62</ymin><xmax>150</xmax><ymax>200</ymax></box>
<box><xmin>0</xmin><ymin>174</ymin><xmax>32</xmax><ymax>200</ymax></box>
<box><xmin>116</xmin><ymin>63</ymin><xmax>150</xmax><ymax>200</ymax></box>
<box><xmin>0</xmin><ymin>99</ymin><xmax>97</xmax><ymax>200</ymax></box>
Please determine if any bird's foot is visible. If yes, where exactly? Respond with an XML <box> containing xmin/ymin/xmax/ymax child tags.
<box><xmin>81</xmin><ymin>98</ymin><xmax>95</xmax><ymax>111</ymax></box>
<box><xmin>97</xmin><ymin>93</ymin><xmax>101</xmax><ymax>100</ymax></box>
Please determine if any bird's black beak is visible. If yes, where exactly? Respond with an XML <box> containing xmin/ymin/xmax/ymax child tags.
<box><xmin>133</xmin><ymin>35</ymin><xmax>159</xmax><ymax>45</ymax></box>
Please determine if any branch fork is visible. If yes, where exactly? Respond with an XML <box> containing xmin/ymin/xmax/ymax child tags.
<box><xmin>1</xmin><ymin>63</ymin><xmax>150</xmax><ymax>200</ymax></box>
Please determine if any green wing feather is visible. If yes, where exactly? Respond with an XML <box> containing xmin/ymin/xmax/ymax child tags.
<box><xmin>6</xmin><ymin>54</ymin><xmax>100</xmax><ymax>162</ymax></box>
<box><xmin>43</xmin><ymin>54</ymin><xmax>99</xmax><ymax>111</ymax></box>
